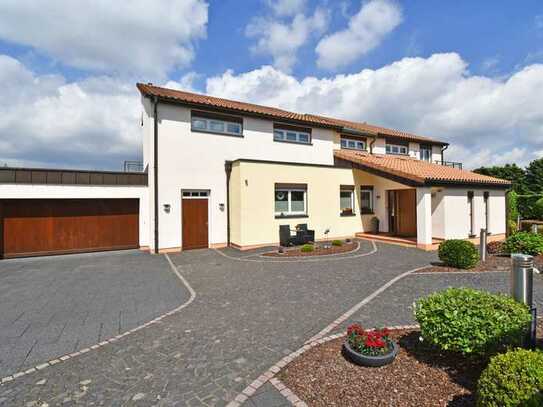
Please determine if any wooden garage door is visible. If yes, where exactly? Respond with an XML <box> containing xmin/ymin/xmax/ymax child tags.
<box><xmin>0</xmin><ymin>199</ymin><xmax>139</xmax><ymax>259</ymax></box>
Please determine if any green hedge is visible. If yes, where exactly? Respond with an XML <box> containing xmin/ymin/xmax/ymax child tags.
<box><xmin>503</xmin><ymin>232</ymin><xmax>543</xmax><ymax>256</ymax></box>
<box><xmin>300</xmin><ymin>244</ymin><xmax>314</xmax><ymax>252</ymax></box>
<box><xmin>477</xmin><ymin>349</ymin><xmax>543</xmax><ymax>407</ymax></box>
<box><xmin>438</xmin><ymin>239</ymin><xmax>480</xmax><ymax>269</ymax></box>
<box><xmin>414</xmin><ymin>288</ymin><xmax>531</xmax><ymax>356</ymax></box>
<box><xmin>331</xmin><ymin>240</ymin><xmax>342</xmax><ymax>246</ymax></box>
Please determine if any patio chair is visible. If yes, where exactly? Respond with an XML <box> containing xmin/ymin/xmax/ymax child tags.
<box><xmin>279</xmin><ymin>225</ymin><xmax>297</xmax><ymax>247</ymax></box>
<box><xmin>295</xmin><ymin>224</ymin><xmax>314</xmax><ymax>244</ymax></box>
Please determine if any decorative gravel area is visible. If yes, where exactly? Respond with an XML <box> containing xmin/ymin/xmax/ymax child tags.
<box><xmin>279</xmin><ymin>322</ymin><xmax>543</xmax><ymax>407</ymax></box>
<box><xmin>262</xmin><ymin>242</ymin><xmax>357</xmax><ymax>257</ymax></box>
<box><xmin>419</xmin><ymin>254</ymin><xmax>543</xmax><ymax>273</ymax></box>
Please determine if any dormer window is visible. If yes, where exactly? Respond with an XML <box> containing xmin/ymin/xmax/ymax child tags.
<box><xmin>420</xmin><ymin>144</ymin><xmax>432</xmax><ymax>162</ymax></box>
<box><xmin>340</xmin><ymin>136</ymin><xmax>366</xmax><ymax>151</ymax></box>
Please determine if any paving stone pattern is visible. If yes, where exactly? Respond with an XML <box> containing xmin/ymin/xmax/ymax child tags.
<box><xmin>0</xmin><ymin>241</ymin><xmax>436</xmax><ymax>406</ymax></box>
<box><xmin>0</xmin><ymin>250</ymin><xmax>188</xmax><ymax>377</ymax></box>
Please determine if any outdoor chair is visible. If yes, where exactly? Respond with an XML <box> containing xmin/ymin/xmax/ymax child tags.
<box><xmin>279</xmin><ymin>225</ymin><xmax>297</xmax><ymax>247</ymax></box>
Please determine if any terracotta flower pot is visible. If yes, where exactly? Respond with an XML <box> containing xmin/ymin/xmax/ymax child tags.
<box><xmin>342</xmin><ymin>340</ymin><xmax>398</xmax><ymax>367</ymax></box>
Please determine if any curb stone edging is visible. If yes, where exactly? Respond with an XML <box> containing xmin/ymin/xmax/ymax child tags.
<box><xmin>227</xmin><ymin>324</ymin><xmax>420</xmax><ymax>407</ymax></box>
<box><xmin>0</xmin><ymin>253</ymin><xmax>196</xmax><ymax>386</ymax></box>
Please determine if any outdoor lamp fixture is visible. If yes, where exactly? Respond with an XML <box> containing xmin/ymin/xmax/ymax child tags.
<box><xmin>219</xmin><ymin>203</ymin><xmax>225</xmax><ymax>211</ymax></box>
<box><xmin>163</xmin><ymin>203</ymin><xmax>171</xmax><ymax>213</ymax></box>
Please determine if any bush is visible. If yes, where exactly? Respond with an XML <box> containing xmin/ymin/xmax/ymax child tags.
<box><xmin>534</xmin><ymin>197</ymin><xmax>543</xmax><ymax>220</ymax></box>
<box><xmin>331</xmin><ymin>240</ymin><xmax>343</xmax><ymax>246</ymax></box>
<box><xmin>508</xmin><ymin>191</ymin><xmax>519</xmax><ymax>233</ymax></box>
<box><xmin>414</xmin><ymin>288</ymin><xmax>531</xmax><ymax>356</ymax></box>
<box><xmin>486</xmin><ymin>240</ymin><xmax>504</xmax><ymax>255</ymax></box>
<box><xmin>300</xmin><ymin>244</ymin><xmax>314</xmax><ymax>252</ymax></box>
<box><xmin>438</xmin><ymin>239</ymin><xmax>480</xmax><ymax>268</ymax></box>
<box><xmin>477</xmin><ymin>349</ymin><xmax>543</xmax><ymax>407</ymax></box>
<box><xmin>503</xmin><ymin>232</ymin><xmax>543</xmax><ymax>256</ymax></box>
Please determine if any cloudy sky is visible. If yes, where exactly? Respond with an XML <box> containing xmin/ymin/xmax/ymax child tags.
<box><xmin>0</xmin><ymin>0</ymin><xmax>542</xmax><ymax>170</ymax></box>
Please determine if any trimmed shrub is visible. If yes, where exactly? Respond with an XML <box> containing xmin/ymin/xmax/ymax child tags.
<box><xmin>477</xmin><ymin>349</ymin><xmax>543</xmax><ymax>407</ymax></box>
<box><xmin>503</xmin><ymin>232</ymin><xmax>543</xmax><ymax>256</ymax></box>
<box><xmin>331</xmin><ymin>240</ymin><xmax>343</xmax><ymax>246</ymax></box>
<box><xmin>486</xmin><ymin>240</ymin><xmax>504</xmax><ymax>255</ymax></box>
<box><xmin>300</xmin><ymin>244</ymin><xmax>314</xmax><ymax>253</ymax></box>
<box><xmin>438</xmin><ymin>239</ymin><xmax>480</xmax><ymax>269</ymax></box>
<box><xmin>414</xmin><ymin>288</ymin><xmax>531</xmax><ymax>356</ymax></box>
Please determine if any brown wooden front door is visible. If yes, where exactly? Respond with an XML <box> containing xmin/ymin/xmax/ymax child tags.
<box><xmin>0</xmin><ymin>199</ymin><xmax>139</xmax><ymax>259</ymax></box>
<box><xmin>182</xmin><ymin>198</ymin><xmax>209</xmax><ymax>250</ymax></box>
<box><xmin>394</xmin><ymin>189</ymin><xmax>417</xmax><ymax>237</ymax></box>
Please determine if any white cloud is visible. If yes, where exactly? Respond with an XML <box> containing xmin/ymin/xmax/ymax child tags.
<box><xmin>0</xmin><ymin>55</ymin><xmax>140</xmax><ymax>169</ymax></box>
<box><xmin>246</xmin><ymin>7</ymin><xmax>329</xmax><ymax>73</ymax></box>
<box><xmin>267</xmin><ymin>0</ymin><xmax>307</xmax><ymax>16</ymax></box>
<box><xmin>206</xmin><ymin>53</ymin><xmax>543</xmax><ymax>169</ymax></box>
<box><xmin>0</xmin><ymin>0</ymin><xmax>208</xmax><ymax>77</ymax></box>
<box><xmin>316</xmin><ymin>0</ymin><xmax>402</xmax><ymax>70</ymax></box>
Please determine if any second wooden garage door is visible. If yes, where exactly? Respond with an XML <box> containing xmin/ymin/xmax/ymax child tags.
<box><xmin>0</xmin><ymin>199</ymin><xmax>139</xmax><ymax>259</ymax></box>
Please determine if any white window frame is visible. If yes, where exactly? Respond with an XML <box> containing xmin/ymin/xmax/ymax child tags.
<box><xmin>340</xmin><ymin>137</ymin><xmax>366</xmax><ymax>151</ymax></box>
<box><xmin>274</xmin><ymin>188</ymin><xmax>307</xmax><ymax>216</ymax></box>
<box><xmin>191</xmin><ymin>116</ymin><xmax>242</xmax><ymax>136</ymax></box>
<box><xmin>182</xmin><ymin>190</ymin><xmax>210</xmax><ymax>199</ymax></box>
<box><xmin>340</xmin><ymin>188</ymin><xmax>355</xmax><ymax>215</ymax></box>
<box><xmin>273</xmin><ymin>129</ymin><xmax>311</xmax><ymax>144</ymax></box>
<box><xmin>386</xmin><ymin>144</ymin><xmax>408</xmax><ymax>155</ymax></box>
<box><xmin>360</xmin><ymin>186</ymin><xmax>374</xmax><ymax>214</ymax></box>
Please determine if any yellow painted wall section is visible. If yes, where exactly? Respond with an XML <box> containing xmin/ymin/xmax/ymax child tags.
<box><xmin>230</xmin><ymin>160</ymin><xmax>412</xmax><ymax>247</ymax></box>
<box><xmin>228</xmin><ymin>162</ymin><xmax>242</xmax><ymax>245</ymax></box>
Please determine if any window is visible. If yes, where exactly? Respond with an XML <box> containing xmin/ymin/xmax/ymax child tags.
<box><xmin>274</xmin><ymin>185</ymin><xmax>307</xmax><ymax>216</ymax></box>
<box><xmin>340</xmin><ymin>137</ymin><xmax>366</xmax><ymax>151</ymax></box>
<box><xmin>273</xmin><ymin>125</ymin><xmax>311</xmax><ymax>144</ymax></box>
<box><xmin>191</xmin><ymin>111</ymin><xmax>242</xmax><ymax>136</ymax></box>
<box><xmin>340</xmin><ymin>186</ymin><xmax>355</xmax><ymax>216</ymax></box>
<box><xmin>360</xmin><ymin>186</ymin><xmax>374</xmax><ymax>214</ymax></box>
<box><xmin>420</xmin><ymin>145</ymin><xmax>432</xmax><ymax>162</ymax></box>
<box><xmin>182</xmin><ymin>190</ymin><xmax>209</xmax><ymax>198</ymax></box>
<box><xmin>386</xmin><ymin>144</ymin><xmax>408</xmax><ymax>155</ymax></box>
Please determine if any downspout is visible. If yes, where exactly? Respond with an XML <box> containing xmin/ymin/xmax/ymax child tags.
<box><xmin>153</xmin><ymin>96</ymin><xmax>159</xmax><ymax>254</ymax></box>
<box><xmin>369</xmin><ymin>136</ymin><xmax>377</xmax><ymax>154</ymax></box>
<box><xmin>225</xmin><ymin>161</ymin><xmax>232</xmax><ymax>247</ymax></box>
<box><xmin>440</xmin><ymin>144</ymin><xmax>449</xmax><ymax>163</ymax></box>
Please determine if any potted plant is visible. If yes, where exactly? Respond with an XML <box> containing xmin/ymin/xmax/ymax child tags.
<box><xmin>342</xmin><ymin>324</ymin><xmax>398</xmax><ymax>367</ymax></box>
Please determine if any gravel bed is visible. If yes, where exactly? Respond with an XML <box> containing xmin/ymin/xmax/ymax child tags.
<box><xmin>262</xmin><ymin>241</ymin><xmax>357</xmax><ymax>257</ymax></box>
<box><xmin>419</xmin><ymin>254</ymin><xmax>543</xmax><ymax>273</ymax></box>
<box><xmin>280</xmin><ymin>321</ymin><xmax>543</xmax><ymax>407</ymax></box>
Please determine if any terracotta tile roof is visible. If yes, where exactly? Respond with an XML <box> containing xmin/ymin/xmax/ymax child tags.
<box><xmin>334</xmin><ymin>149</ymin><xmax>511</xmax><ymax>187</ymax></box>
<box><xmin>137</xmin><ymin>83</ymin><xmax>446</xmax><ymax>145</ymax></box>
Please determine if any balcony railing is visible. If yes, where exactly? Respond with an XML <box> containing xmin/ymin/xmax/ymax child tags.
<box><xmin>434</xmin><ymin>160</ymin><xmax>462</xmax><ymax>170</ymax></box>
<box><xmin>123</xmin><ymin>160</ymin><xmax>144</xmax><ymax>173</ymax></box>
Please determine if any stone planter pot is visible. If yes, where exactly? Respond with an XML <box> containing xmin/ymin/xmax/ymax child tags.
<box><xmin>342</xmin><ymin>340</ymin><xmax>399</xmax><ymax>367</ymax></box>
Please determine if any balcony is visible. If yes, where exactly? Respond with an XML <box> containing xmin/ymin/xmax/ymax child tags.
<box><xmin>434</xmin><ymin>160</ymin><xmax>462</xmax><ymax>170</ymax></box>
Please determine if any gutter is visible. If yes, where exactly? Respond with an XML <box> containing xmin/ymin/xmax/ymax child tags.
<box><xmin>153</xmin><ymin>96</ymin><xmax>159</xmax><ymax>254</ymax></box>
<box><xmin>369</xmin><ymin>136</ymin><xmax>376</xmax><ymax>154</ymax></box>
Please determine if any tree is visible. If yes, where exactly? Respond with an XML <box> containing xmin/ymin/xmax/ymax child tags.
<box><xmin>525</xmin><ymin>158</ymin><xmax>543</xmax><ymax>194</ymax></box>
<box><xmin>473</xmin><ymin>164</ymin><xmax>527</xmax><ymax>193</ymax></box>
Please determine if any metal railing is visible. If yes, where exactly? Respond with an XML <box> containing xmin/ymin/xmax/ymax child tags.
<box><xmin>434</xmin><ymin>160</ymin><xmax>463</xmax><ymax>170</ymax></box>
<box><xmin>123</xmin><ymin>160</ymin><xmax>144</xmax><ymax>173</ymax></box>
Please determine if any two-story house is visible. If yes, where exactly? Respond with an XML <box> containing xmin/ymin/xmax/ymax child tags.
<box><xmin>137</xmin><ymin>83</ymin><xmax>510</xmax><ymax>253</ymax></box>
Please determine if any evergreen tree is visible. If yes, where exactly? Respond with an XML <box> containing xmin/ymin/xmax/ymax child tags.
<box><xmin>473</xmin><ymin>164</ymin><xmax>527</xmax><ymax>193</ymax></box>
<box><xmin>525</xmin><ymin>158</ymin><xmax>543</xmax><ymax>194</ymax></box>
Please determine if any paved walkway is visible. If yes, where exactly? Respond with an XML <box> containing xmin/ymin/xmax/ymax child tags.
<box><xmin>0</xmin><ymin>250</ymin><xmax>188</xmax><ymax>377</ymax></box>
<box><xmin>0</xmin><ymin>241</ymin><xmax>436</xmax><ymax>406</ymax></box>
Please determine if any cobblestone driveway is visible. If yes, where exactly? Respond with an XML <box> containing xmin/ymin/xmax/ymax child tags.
<box><xmin>0</xmin><ymin>250</ymin><xmax>188</xmax><ymax>378</ymax></box>
<box><xmin>0</xmin><ymin>241</ymin><xmax>436</xmax><ymax>406</ymax></box>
